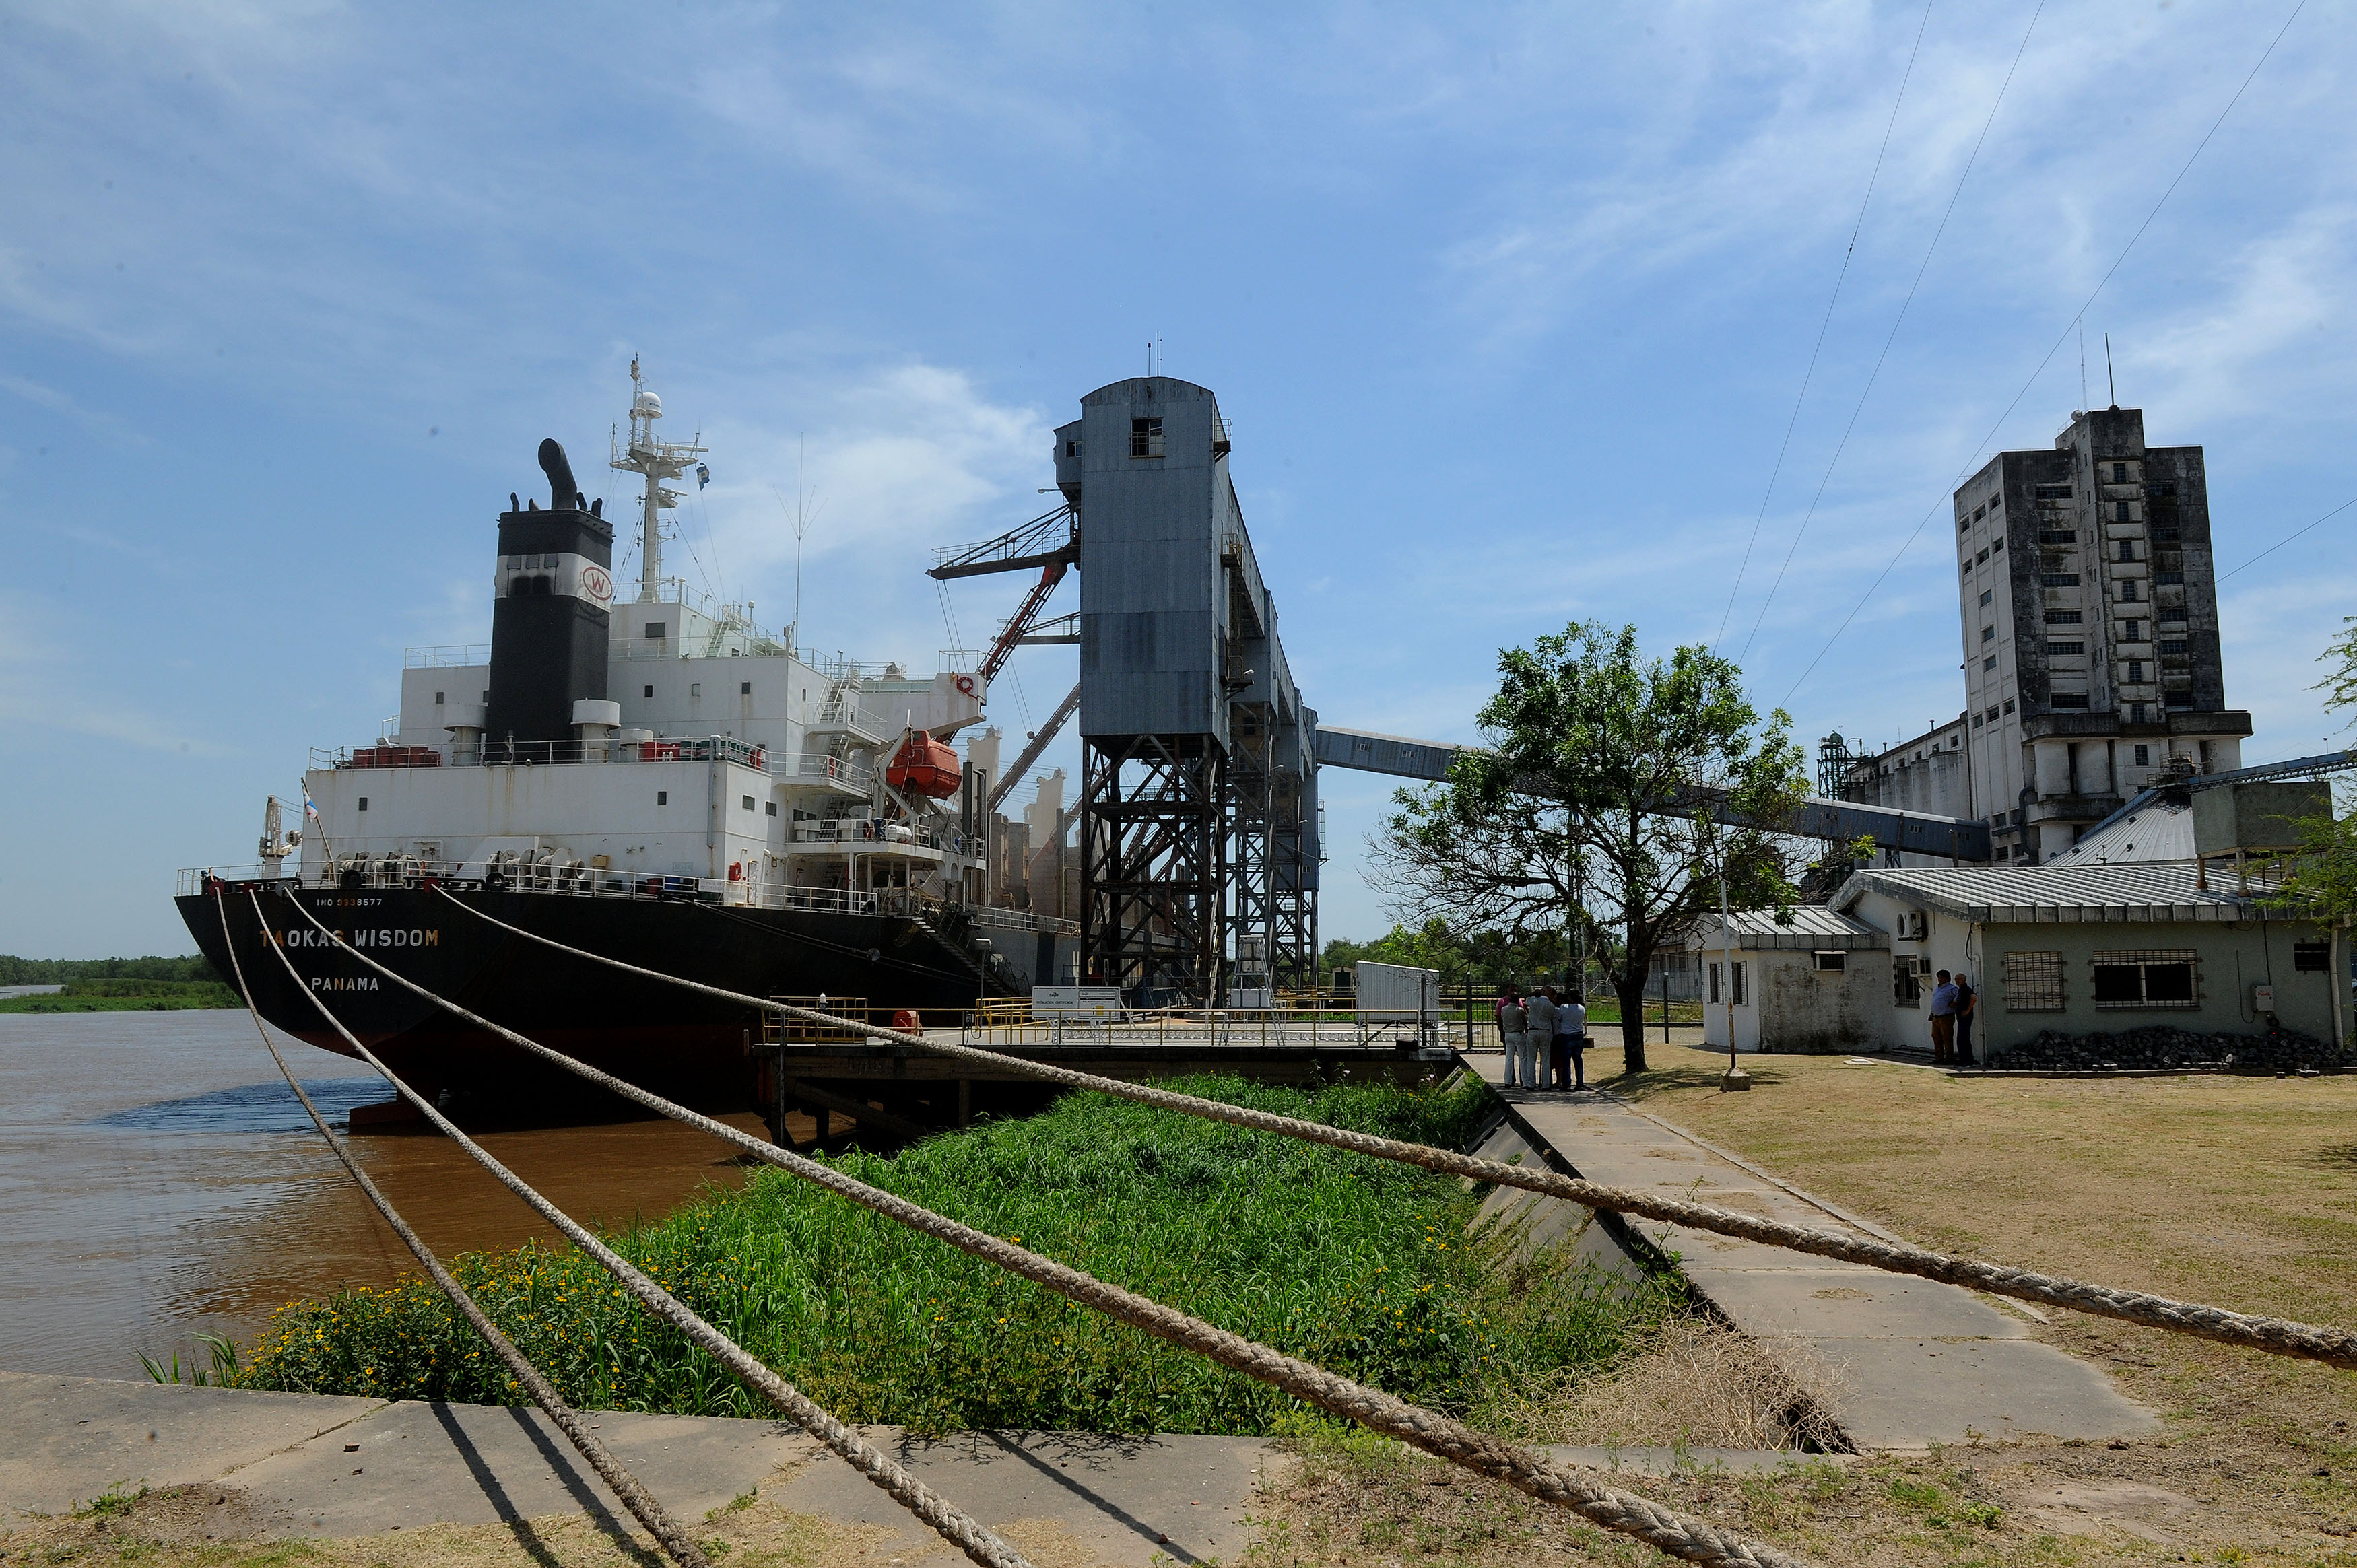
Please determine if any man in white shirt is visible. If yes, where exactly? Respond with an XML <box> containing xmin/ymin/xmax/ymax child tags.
<box><xmin>1521</xmin><ymin>988</ymin><xmax>1556</xmax><ymax>1090</ymax></box>
<box><xmin>1555</xmin><ymin>988</ymin><xmax>1589</xmax><ymax>1089</ymax></box>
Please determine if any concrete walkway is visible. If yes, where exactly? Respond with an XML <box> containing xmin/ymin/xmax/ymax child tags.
<box><xmin>0</xmin><ymin>1373</ymin><xmax>1270</xmax><ymax>1565</ymax></box>
<box><xmin>1</xmin><ymin>1374</ymin><xmax>1822</xmax><ymax>1562</ymax></box>
<box><xmin>1471</xmin><ymin>1055</ymin><xmax>2158</xmax><ymax>1451</ymax></box>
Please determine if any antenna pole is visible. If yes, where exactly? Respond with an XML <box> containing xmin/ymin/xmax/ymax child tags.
<box><xmin>612</xmin><ymin>356</ymin><xmax>707</xmax><ymax>605</ymax></box>
<box><xmin>2078</xmin><ymin>318</ymin><xmax>2088</xmax><ymax>409</ymax></box>
<box><xmin>2104</xmin><ymin>333</ymin><xmax>2117</xmax><ymax>408</ymax></box>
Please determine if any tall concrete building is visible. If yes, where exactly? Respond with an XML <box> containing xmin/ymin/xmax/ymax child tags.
<box><xmin>1848</xmin><ymin>407</ymin><xmax>2249</xmax><ymax>862</ymax></box>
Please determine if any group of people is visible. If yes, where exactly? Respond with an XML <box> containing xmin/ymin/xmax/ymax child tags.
<box><xmin>1927</xmin><ymin>969</ymin><xmax>1979</xmax><ymax>1064</ymax></box>
<box><xmin>1494</xmin><ymin>986</ymin><xmax>1589</xmax><ymax>1091</ymax></box>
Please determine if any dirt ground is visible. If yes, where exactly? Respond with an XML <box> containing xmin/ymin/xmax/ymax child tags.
<box><xmin>1249</xmin><ymin>1045</ymin><xmax>2357</xmax><ymax>1567</ymax></box>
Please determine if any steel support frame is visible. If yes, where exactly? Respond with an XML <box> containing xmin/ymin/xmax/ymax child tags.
<box><xmin>1269</xmin><ymin>769</ymin><xmax>1317</xmax><ymax>991</ymax></box>
<box><xmin>1224</xmin><ymin>702</ymin><xmax>1274</xmax><ymax>1000</ymax></box>
<box><xmin>1082</xmin><ymin>734</ymin><xmax>1226</xmax><ymax>1006</ymax></box>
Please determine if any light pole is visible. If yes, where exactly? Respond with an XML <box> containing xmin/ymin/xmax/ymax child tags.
<box><xmin>1721</xmin><ymin>872</ymin><xmax>1749</xmax><ymax>1091</ymax></box>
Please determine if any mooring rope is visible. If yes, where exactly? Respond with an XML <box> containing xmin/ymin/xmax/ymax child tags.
<box><xmin>244</xmin><ymin>893</ymin><xmax>1038</xmax><ymax>1568</ymax></box>
<box><xmin>212</xmin><ymin>893</ymin><xmax>716</xmax><ymax>1568</ymax></box>
<box><xmin>433</xmin><ymin>887</ymin><xmax>2357</xmax><ymax>1374</ymax></box>
<box><xmin>290</xmin><ymin>889</ymin><xmax>1812</xmax><ymax>1568</ymax></box>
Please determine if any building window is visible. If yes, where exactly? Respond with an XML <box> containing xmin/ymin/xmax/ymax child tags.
<box><xmin>2121</xmin><ymin>581</ymin><xmax>2139</xmax><ymax>602</ymax></box>
<box><xmin>2047</xmin><ymin>640</ymin><xmax>2084</xmax><ymax>654</ymax></box>
<box><xmin>2113</xmin><ymin>463</ymin><xmax>2129</xmax><ymax>483</ymax></box>
<box><xmin>1979</xmin><ymin>589</ymin><xmax>1993</xmax><ymax>607</ymax></box>
<box><xmin>2117</xmin><ymin>539</ymin><xmax>2136</xmax><ymax>561</ymax></box>
<box><xmin>2158</xmin><ymin>570</ymin><xmax>2184</xmax><ymax>585</ymax></box>
<box><xmin>2160</xmin><ymin>638</ymin><xmax>2187</xmax><ymax>654</ymax></box>
<box><xmin>1708</xmin><ymin>963</ymin><xmax>1719</xmax><ymax>1004</ymax></box>
<box><xmin>765</xmin><ymin>800</ymin><xmax>778</xmax><ymax>817</ymax></box>
<box><xmin>2003</xmin><ymin>950</ymin><xmax>2066</xmax><ymax>1011</ymax></box>
<box><xmin>1981</xmin><ymin>624</ymin><xmax>1996</xmax><ymax>642</ymax></box>
<box><xmin>2152</xmin><ymin>481</ymin><xmax>2177</xmax><ymax>498</ymax></box>
<box><xmin>434</xmin><ymin>691</ymin><xmax>445</xmax><ymax>705</ymax></box>
<box><xmin>1812</xmin><ymin>951</ymin><xmax>1847</xmax><ymax>972</ymax></box>
<box><xmin>740</xmin><ymin>681</ymin><xmax>752</xmax><ymax>695</ymax></box>
<box><xmin>1973</xmin><ymin>505</ymin><xmax>1985</xmax><ymax>522</ymax></box>
<box><xmin>1977</xmin><ymin>548</ymin><xmax>1989</xmax><ymax>564</ymax></box>
<box><xmin>1894</xmin><ymin>957</ymin><xmax>1923</xmax><ymax>1008</ymax></box>
<box><xmin>2035</xmin><ymin>483</ymin><xmax>2072</xmax><ymax>500</ymax></box>
<box><xmin>1972</xmin><ymin>713</ymin><xmax>1985</xmax><ymax>727</ymax></box>
<box><xmin>2051</xmin><ymin>693</ymin><xmax>2090</xmax><ymax>708</ymax></box>
<box><xmin>2164</xmin><ymin>690</ymin><xmax>2194</xmax><ymax>707</ymax></box>
<box><xmin>2003</xmin><ymin>699</ymin><xmax>2015</xmax><ymax>714</ymax></box>
<box><xmin>1986</xmin><ymin>706</ymin><xmax>2001</xmax><ymax>722</ymax></box>
<box><xmin>2133</xmin><ymin>744</ymin><xmax>2150</xmax><ymax>765</ymax></box>
<box><xmin>1993</xmin><ymin>537</ymin><xmax>2004</xmax><ymax>553</ymax></box>
<box><xmin>657</xmin><ymin>790</ymin><xmax>668</xmax><ymax>805</ymax></box>
<box><xmin>2040</xmin><ymin>529</ymin><xmax>2077</xmax><ymax>544</ymax></box>
<box><xmin>2115</xmin><ymin>500</ymin><xmax>2131</xmax><ymax>522</ymax></box>
<box><xmin>2123</xmin><ymin>619</ymin><xmax>2141</xmax><ymax>641</ymax></box>
<box><xmin>741</xmin><ymin>794</ymin><xmax>756</xmax><ymax>811</ymax></box>
<box><xmin>357</xmin><ymin>797</ymin><xmax>368</xmax><ymax>811</ymax></box>
<box><xmin>2042</xmin><ymin>574</ymin><xmax>2080</xmax><ymax>586</ymax></box>
<box><xmin>1130</xmin><ymin>417</ymin><xmax>1164</xmax><ymax>458</ymax></box>
<box><xmin>1733</xmin><ymin>961</ymin><xmax>1746</xmax><ymax>1006</ymax></box>
<box><xmin>2046</xmin><ymin>609</ymin><xmax>2082</xmax><ymax>625</ymax></box>
<box><xmin>1983</xmin><ymin>655</ymin><xmax>1997</xmax><ymax>671</ymax></box>
<box><xmin>644</xmin><ymin>685</ymin><xmax>654</xmax><ymax>698</ymax></box>
<box><xmin>2294</xmin><ymin>940</ymin><xmax>2331</xmax><ymax>973</ymax></box>
<box><xmin>1065</xmin><ymin>440</ymin><xmax>1078</xmax><ymax>457</ymax></box>
<box><xmin>1989</xmin><ymin>496</ymin><xmax>2002</xmax><ymax>511</ymax></box>
<box><xmin>2091</xmin><ymin>949</ymin><xmax>2199</xmax><ymax>1009</ymax></box>
<box><xmin>644</xmin><ymin>622</ymin><xmax>667</xmax><ymax>640</ymax></box>
<box><xmin>2154</xmin><ymin>524</ymin><xmax>2180</xmax><ymax>541</ymax></box>
<box><xmin>2158</xmin><ymin>608</ymin><xmax>2187</xmax><ymax>625</ymax></box>
<box><xmin>2127</xmin><ymin>660</ymin><xmax>2146</xmax><ymax>682</ymax></box>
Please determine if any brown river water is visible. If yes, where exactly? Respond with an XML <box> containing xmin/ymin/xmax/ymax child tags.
<box><xmin>0</xmin><ymin>1009</ymin><xmax>772</xmax><ymax>1379</ymax></box>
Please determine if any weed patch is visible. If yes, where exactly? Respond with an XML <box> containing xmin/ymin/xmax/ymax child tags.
<box><xmin>232</xmin><ymin>1076</ymin><xmax>1680</xmax><ymax>1435</ymax></box>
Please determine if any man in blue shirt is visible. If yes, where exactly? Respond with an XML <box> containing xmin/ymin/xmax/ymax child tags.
<box><xmin>1927</xmin><ymin>969</ymin><xmax>1959</xmax><ymax>1063</ymax></box>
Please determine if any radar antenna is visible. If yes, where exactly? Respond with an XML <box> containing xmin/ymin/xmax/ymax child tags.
<box><xmin>609</xmin><ymin>357</ymin><xmax>708</xmax><ymax>603</ymax></box>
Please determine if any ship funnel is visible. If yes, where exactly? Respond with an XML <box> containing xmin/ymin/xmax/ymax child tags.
<box><xmin>486</xmin><ymin>441</ymin><xmax>615</xmax><ymax>756</ymax></box>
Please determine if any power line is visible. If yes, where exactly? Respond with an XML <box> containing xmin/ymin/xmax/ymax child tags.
<box><xmin>1737</xmin><ymin>0</ymin><xmax>2044</xmax><ymax>664</ymax></box>
<box><xmin>1781</xmin><ymin>0</ymin><xmax>2308</xmax><ymax>706</ymax></box>
<box><xmin>2218</xmin><ymin>492</ymin><xmax>2357</xmax><ymax>583</ymax></box>
<box><xmin>1713</xmin><ymin>0</ymin><xmax>1935</xmax><ymax>653</ymax></box>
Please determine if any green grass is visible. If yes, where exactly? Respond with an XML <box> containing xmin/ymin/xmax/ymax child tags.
<box><xmin>0</xmin><ymin>979</ymin><xmax>240</xmax><ymax>1013</ymax></box>
<box><xmin>231</xmin><ymin>1075</ymin><xmax>1680</xmax><ymax>1435</ymax></box>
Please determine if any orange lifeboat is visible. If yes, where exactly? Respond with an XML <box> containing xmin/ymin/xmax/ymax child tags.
<box><xmin>885</xmin><ymin>733</ymin><xmax>962</xmax><ymax>798</ymax></box>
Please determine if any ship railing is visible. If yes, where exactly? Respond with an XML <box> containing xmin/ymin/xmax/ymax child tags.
<box><xmin>403</xmin><ymin>644</ymin><xmax>492</xmax><ymax>669</ymax></box>
<box><xmin>961</xmin><ymin>904</ymin><xmax>1080</xmax><ymax>937</ymax></box>
<box><xmin>789</xmin><ymin>821</ymin><xmax>945</xmax><ymax>850</ymax></box>
<box><xmin>960</xmin><ymin>1002</ymin><xmax>1463</xmax><ymax>1054</ymax></box>
<box><xmin>786</xmin><ymin>752</ymin><xmax>875</xmax><ymax>789</ymax></box>
<box><xmin>309</xmin><ymin>735</ymin><xmax>778</xmax><ymax>772</ymax></box>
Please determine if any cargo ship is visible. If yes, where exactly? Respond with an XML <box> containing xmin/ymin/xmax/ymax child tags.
<box><xmin>180</xmin><ymin>362</ymin><xmax>1071</xmax><ymax>1109</ymax></box>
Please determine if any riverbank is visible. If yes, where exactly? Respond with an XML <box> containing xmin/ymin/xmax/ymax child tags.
<box><xmin>230</xmin><ymin>1075</ymin><xmax>1686</xmax><ymax>1436</ymax></box>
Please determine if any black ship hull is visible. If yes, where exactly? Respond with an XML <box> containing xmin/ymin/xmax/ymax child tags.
<box><xmin>180</xmin><ymin>882</ymin><xmax>1010</xmax><ymax>1110</ymax></box>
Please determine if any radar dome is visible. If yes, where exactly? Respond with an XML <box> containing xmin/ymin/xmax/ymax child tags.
<box><xmin>633</xmin><ymin>390</ymin><xmax>663</xmax><ymax>417</ymax></box>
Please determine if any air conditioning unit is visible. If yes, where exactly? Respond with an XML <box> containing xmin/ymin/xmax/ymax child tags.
<box><xmin>1896</xmin><ymin>910</ymin><xmax>1929</xmax><ymax>941</ymax></box>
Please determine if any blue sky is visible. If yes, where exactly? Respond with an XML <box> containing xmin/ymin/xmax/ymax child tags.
<box><xmin>4</xmin><ymin>1</ymin><xmax>2352</xmax><ymax>957</ymax></box>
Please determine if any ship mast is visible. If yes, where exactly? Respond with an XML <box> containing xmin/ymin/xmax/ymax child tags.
<box><xmin>609</xmin><ymin>357</ymin><xmax>708</xmax><ymax>604</ymax></box>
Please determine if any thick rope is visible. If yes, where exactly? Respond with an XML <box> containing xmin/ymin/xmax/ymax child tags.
<box><xmin>292</xmin><ymin>889</ymin><xmax>1813</xmax><ymax>1568</ymax></box>
<box><xmin>436</xmin><ymin>887</ymin><xmax>2357</xmax><ymax>1373</ymax></box>
<box><xmin>246</xmin><ymin>893</ymin><xmax>1035</xmax><ymax>1568</ymax></box>
<box><xmin>211</xmin><ymin>893</ymin><xmax>715</xmax><ymax>1568</ymax></box>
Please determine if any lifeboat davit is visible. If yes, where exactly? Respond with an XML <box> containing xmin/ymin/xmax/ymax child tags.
<box><xmin>886</xmin><ymin>733</ymin><xmax>962</xmax><ymax>798</ymax></box>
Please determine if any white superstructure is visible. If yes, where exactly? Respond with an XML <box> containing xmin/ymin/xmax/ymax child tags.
<box><xmin>294</xmin><ymin>368</ymin><xmax>994</xmax><ymax>909</ymax></box>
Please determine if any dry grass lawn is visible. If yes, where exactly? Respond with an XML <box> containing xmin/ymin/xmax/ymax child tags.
<box><xmin>1245</xmin><ymin>1044</ymin><xmax>2357</xmax><ymax>1566</ymax></box>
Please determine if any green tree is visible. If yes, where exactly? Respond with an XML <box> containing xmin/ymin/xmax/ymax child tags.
<box><xmin>1320</xmin><ymin>920</ymin><xmax>1568</xmax><ymax>990</ymax></box>
<box><xmin>1370</xmin><ymin>622</ymin><xmax>1807</xmax><ymax>1073</ymax></box>
<box><xmin>2280</xmin><ymin>623</ymin><xmax>2357</xmax><ymax>955</ymax></box>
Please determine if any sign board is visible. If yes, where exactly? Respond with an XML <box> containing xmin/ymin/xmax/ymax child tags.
<box><xmin>1033</xmin><ymin>986</ymin><xmax>1122</xmax><ymax>1020</ymax></box>
<box><xmin>1355</xmin><ymin>961</ymin><xmax>1440</xmax><ymax>1024</ymax></box>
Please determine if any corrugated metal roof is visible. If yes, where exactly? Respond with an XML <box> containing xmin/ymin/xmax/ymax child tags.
<box><xmin>2043</xmin><ymin>798</ymin><xmax>2195</xmax><ymax>866</ymax></box>
<box><xmin>1686</xmin><ymin>905</ymin><xmax>1887</xmax><ymax>950</ymax></box>
<box><xmin>1829</xmin><ymin>862</ymin><xmax>2289</xmax><ymax>924</ymax></box>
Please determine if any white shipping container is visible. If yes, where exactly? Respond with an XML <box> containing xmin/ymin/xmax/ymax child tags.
<box><xmin>1355</xmin><ymin>961</ymin><xmax>1440</xmax><ymax>1024</ymax></box>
